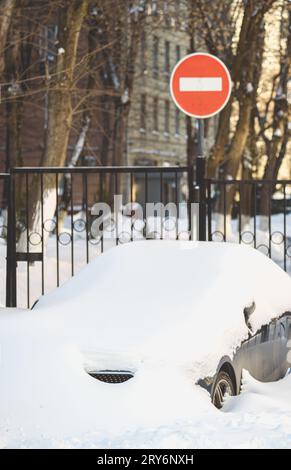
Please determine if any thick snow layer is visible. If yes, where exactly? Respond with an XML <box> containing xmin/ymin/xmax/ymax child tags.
<box><xmin>0</xmin><ymin>241</ymin><xmax>291</xmax><ymax>448</ymax></box>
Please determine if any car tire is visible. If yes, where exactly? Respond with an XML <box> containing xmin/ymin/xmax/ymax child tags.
<box><xmin>212</xmin><ymin>370</ymin><xmax>235</xmax><ymax>409</ymax></box>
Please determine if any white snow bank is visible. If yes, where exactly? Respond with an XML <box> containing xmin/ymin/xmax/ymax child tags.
<box><xmin>1</xmin><ymin>369</ymin><xmax>291</xmax><ymax>449</ymax></box>
<box><xmin>0</xmin><ymin>241</ymin><xmax>291</xmax><ymax>448</ymax></box>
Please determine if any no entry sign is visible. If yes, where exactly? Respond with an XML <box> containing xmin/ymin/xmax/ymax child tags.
<box><xmin>170</xmin><ymin>52</ymin><xmax>232</xmax><ymax>119</ymax></box>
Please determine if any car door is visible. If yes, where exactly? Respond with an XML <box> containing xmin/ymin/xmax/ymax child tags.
<box><xmin>238</xmin><ymin>333</ymin><xmax>262</xmax><ymax>381</ymax></box>
<box><xmin>275</xmin><ymin>315</ymin><xmax>291</xmax><ymax>377</ymax></box>
<box><xmin>271</xmin><ymin>318</ymin><xmax>288</xmax><ymax>380</ymax></box>
<box><xmin>254</xmin><ymin>316</ymin><xmax>290</xmax><ymax>382</ymax></box>
<box><xmin>287</xmin><ymin>316</ymin><xmax>291</xmax><ymax>371</ymax></box>
<box><xmin>235</xmin><ymin>315</ymin><xmax>291</xmax><ymax>383</ymax></box>
<box><xmin>244</xmin><ymin>320</ymin><xmax>277</xmax><ymax>382</ymax></box>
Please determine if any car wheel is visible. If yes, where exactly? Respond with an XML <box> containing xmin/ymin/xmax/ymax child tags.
<box><xmin>212</xmin><ymin>370</ymin><xmax>235</xmax><ymax>409</ymax></box>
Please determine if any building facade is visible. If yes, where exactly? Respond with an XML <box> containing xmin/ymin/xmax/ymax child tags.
<box><xmin>127</xmin><ymin>1</ymin><xmax>190</xmax><ymax>169</ymax></box>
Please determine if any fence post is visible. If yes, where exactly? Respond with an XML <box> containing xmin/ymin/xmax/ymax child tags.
<box><xmin>6</xmin><ymin>173</ymin><xmax>17</xmax><ymax>307</ymax></box>
<box><xmin>196</xmin><ymin>156</ymin><xmax>207</xmax><ymax>241</ymax></box>
<box><xmin>187</xmin><ymin>163</ymin><xmax>195</xmax><ymax>238</ymax></box>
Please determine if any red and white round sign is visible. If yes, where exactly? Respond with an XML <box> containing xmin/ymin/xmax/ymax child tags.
<box><xmin>170</xmin><ymin>52</ymin><xmax>232</xmax><ymax>119</ymax></box>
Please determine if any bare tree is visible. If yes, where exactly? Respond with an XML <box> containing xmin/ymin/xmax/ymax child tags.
<box><xmin>42</xmin><ymin>0</ymin><xmax>89</xmax><ymax>169</ymax></box>
<box><xmin>258</xmin><ymin>4</ymin><xmax>291</xmax><ymax>226</ymax></box>
<box><xmin>17</xmin><ymin>0</ymin><xmax>89</xmax><ymax>251</ymax></box>
<box><xmin>206</xmin><ymin>0</ymin><xmax>276</xmax><ymax>180</ymax></box>
<box><xmin>0</xmin><ymin>0</ymin><xmax>15</xmax><ymax>78</ymax></box>
<box><xmin>186</xmin><ymin>0</ymin><xmax>239</xmax><ymax>169</ymax></box>
<box><xmin>88</xmin><ymin>1</ymin><xmax>148</xmax><ymax>166</ymax></box>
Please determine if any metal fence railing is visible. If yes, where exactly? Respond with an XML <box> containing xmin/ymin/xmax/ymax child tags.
<box><xmin>206</xmin><ymin>179</ymin><xmax>291</xmax><ymax>274</ymax></box>
<box><xmin>1</xmin><ymin>163</ymin><xmax>291</xmax><ymax>309</ymax></box>
<box><xmin>0</xmin><ymin>173</ymin><xmax>10</xmax><ymax>307</ymax></box>
<box><xmin>7</xmin><ymin>165</ymin><xmax>194</xmax><ymax>308</ymax></box>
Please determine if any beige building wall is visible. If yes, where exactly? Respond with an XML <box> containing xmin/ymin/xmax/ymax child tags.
<box><xmin>127</xmin><ymin>2</ymin><xmax>189</xmax><ymax>167</ymax></box>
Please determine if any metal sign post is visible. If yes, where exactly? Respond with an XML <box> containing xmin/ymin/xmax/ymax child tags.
<box><xmin>170</xmin><ymin>52</ymin><xmax>232</xmax><ymax>241</ymax></box>
<box><xmin>197</xmin><ymin>119</ymin><xmax>206</xmax><ymax>240</ymax></box>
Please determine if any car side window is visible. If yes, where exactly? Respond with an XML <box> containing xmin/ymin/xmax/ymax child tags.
<box><xmin>269</xmin><ymin>322</ymin><xmax>276</xmax><ymax>341</ymax></box>
<box><xmin>276</xmin><ymin>319</ymin><xmax>287</xmax><ymax>338</ymax></box>
<box><xmin>261</xmin><ymin>324</ymin><xmax>269</xmax><ymax>343</ymax></box>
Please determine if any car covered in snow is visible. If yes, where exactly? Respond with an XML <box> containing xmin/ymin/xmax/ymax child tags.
<box><xmin>1</xmin><ymin>240</ymin><xmax>291</xmax><ymax>447</ymax></box>
<box><xmin>86</xmin><ymin>304</ymin><xmax>291</xmax><ymax>409</ymax></box>
<box><xmin>85</xmin><ymin>303</ymin><xmax>291</xmax><ymax>410</ymax></box>
<box><xmin>31</xmin><ymin>240</ymin><xmax>291</xmax><ymax>410</ymax></box>
<box><xmin>76</xmin><ymin>242</ymin><xmax>291</xmax><ymax>410</ymax></box>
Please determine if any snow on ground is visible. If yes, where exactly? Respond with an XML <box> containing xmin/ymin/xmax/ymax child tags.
<box><xmin>1</xmin><ymin>373</ymin><xmax>291</xmax><ymax>449</ymax></box>
<box><xmin>0</xmin><ymin>241</ymin><xmax>291</xmax><ymax>448</ymax></box>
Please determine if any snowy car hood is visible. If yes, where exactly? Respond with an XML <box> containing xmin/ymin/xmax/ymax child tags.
<box><xmin>32</xmin><ymin>240</ymin><xmax>291</xmax><ymax>376</ymax></box>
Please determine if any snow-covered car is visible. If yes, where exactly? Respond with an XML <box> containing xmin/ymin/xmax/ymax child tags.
<box><xmin>31</xmin><ymin>240</ymin><xmax>291</xmax><ymax>410</ymax></box>
<box><xmin>70</xmin><ymin>241</ymin><xmax>291</xmax><ymax>410</ymax></box>
<box><xmin>1</xmin><ymin>240</ymin><xmax>291</xmax><ymax>446</ymax></box>
<box><xmin>85</xmin><ymin>303</ymin><xmax>291</xmax><ymax>410</ymax></box>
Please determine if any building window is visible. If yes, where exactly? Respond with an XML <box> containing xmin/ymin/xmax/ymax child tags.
<box><xmin>165</xmin><ymin>41</ymin><xmax>170</xmax><ymax>75</ymax></box>
<box><xmin>163</xmin><ymin>1</ymin><xmax>170</xmax><ymax>28</ymax></box>
<box><xmin>175</xmin><ymin>108</ymin><xmax>180</xmax><ymax>135</ymax></box>
<box><xmin>175</xmin><ymin>0</ymin><xmax>181</xmax><ymax>28</ymax></box>
<box><xmin>140</xmin><ymin>31</ymin><xmax>147</xmax><ymax>73</ymax></box>
<box><xmin>153</xmin><ymin>36</ymin><xmax>159</xmax><ymax>78</ymax></box>
<box><xmin>140</xmin><ymin>94</ymin><xmax>146</xmax><ymax>130</ymax></box>
<box><xmin>164</xmin><ymin>100</ymin><xmax>170</xmax><ymax>134</ymax></box>
<box><xmin>176</xmin><ymin>44</ymin><xmax>181</xmax><ymax>64</ymax></box>
<box><xmin>152</xmin><ymin>0</ymin><xmax>158</xmax><ymax>16</ymax></box>
<box><xmin>153</xmin><ymin>97</ymin><xmax>159</xmax><ymax>132</ymax></box>
<box><xmin>39</xmin><ymin>25</ymin><xmax>57</xmax><ymax>73</ymax></box>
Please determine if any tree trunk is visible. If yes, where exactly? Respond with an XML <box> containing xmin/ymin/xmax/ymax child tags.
<box><xmin>0</xmin><ymin>0</ymin><xmax>15</xmax><ymax>77</ymax></box>
<box><xmin>58</xmin><ymin>114</ymin><xmax>90</xmax><ymax>230</ymax></box>
<box><xmin>240</xmin><ymin>107</ymin><xmax>259</xmax><ymax>230</ymax></box>
<box><xmin>216</xmin><ymin>2</ymin><xmax>273</xmax><ymax>227</ymax></box>
<box><xmin>208</xmin><ymin>0</ymin><xmax>276</xmax><ymax>179</ymax></box>
<box><xmin>5</xmin><ymin>8</ymin><xmax>24</xmax><ymax>171</ymax></box>
<box><xmin>42</xmin><ymin>0</ymin><xmax>89</xmax><ymax>169</ymax></box>
<box><xmin>18</xmin><ymin>0</ymin><xmax>89</xmax><ymax>252</ymax></box>
<box><xmin>260</xmin><ymin>7</ymin><xmax>291</xmax><ymax>229</ymax></box>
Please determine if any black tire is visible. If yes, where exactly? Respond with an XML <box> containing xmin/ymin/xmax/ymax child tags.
<box><xmin>212</xmin><ymin>370</ymin><xmax>235</xmax><ymax>409</ymax></box>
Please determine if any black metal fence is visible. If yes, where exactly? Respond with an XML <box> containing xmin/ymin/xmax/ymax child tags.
<box><xmin>206</xmin><ymin>179</ymin><xmax>291</xmax><ymax>273</ymax></box>
<box><xmin>4</xmin><ymin>165</ymin><xmax>195</xmax><ymax>308</ymax></box>
<box><xmin>0</xmin><ymin>173</ymin><xmax>10</xmax><ymax>306</ymax></box>
<box><xmin>1</xmin><ymin>163</ymin><xmax>291</xmax><ymax>309</ymax></box>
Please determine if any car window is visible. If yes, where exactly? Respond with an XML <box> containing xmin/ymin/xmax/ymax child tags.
<box><xmin>277</xmin><ymin>320</ymin><xmax>285</xmax><ymax>338</ymax></box>
<box><xmin>261</xmin><ymin>324</ymin><xmax>269</xmax><ymax>343</ymax></box>
<box><xmin>269</xmin><ymin>323</ymin><xmax>276</xmax><ymax>341</ymax></box>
